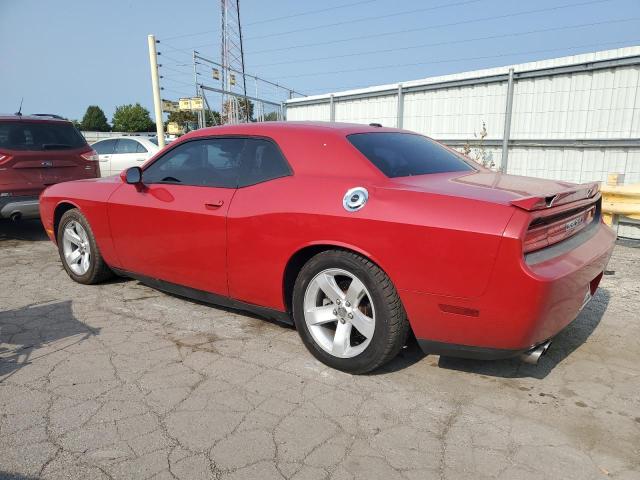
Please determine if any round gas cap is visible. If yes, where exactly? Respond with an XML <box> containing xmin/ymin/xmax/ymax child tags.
<box><xmin>343</xmin><ymin>187</ymin><xmax>368</xmax><ymax>212</ymax></box>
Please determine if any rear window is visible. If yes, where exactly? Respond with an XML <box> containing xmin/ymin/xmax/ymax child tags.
<box><xmin>0</xmin><ymin>121</ymin><xmax>87</xmax><ymax>151</ymax></box>
<box><xmin>347</xmin><ymin>132</ymin><xmax>473</xmax><ymax>178</ymax></box>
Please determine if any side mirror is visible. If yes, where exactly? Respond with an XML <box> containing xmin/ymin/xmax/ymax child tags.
<box><xmin>124</xmin><ymin>166</ymin><xmax>142</xmax><ymax>185</ymax></box>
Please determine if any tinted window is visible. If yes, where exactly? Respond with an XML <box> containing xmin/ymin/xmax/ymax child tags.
<box><xmin>347</xmin><ymin>132</ymin><xmax>473</xmax><ymax>178</ymax></box>
<box><xmin>0</xmin><ymin>121</ymin><xmax>87</xmax><ymax>151</ymax></box>
<box><xmin>135</xmin><ymin>141</ymin><xmax>148</xmax><ymax>153</ymax></box>
<box><xmin>114</xmin><ymin>139</ymin><xmax>139</xmax><ymax>154</ymax></box>
<box><xmin>93</xmin><ymin>139</ymin><xmax>117</xmax><ymax>155</ymax></box>
<box><xmin>237</xmin><ymin>138</ymin><xmax>291</xmax><ymax>187</ymax></box>
<box><xmin>143</xmin><ymin>138</ymin><xmax>243</xmax><ymax>188</ymax></box>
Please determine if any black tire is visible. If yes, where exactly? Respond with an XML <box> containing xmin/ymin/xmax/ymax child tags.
<box><xmin>292</xmin><ymin>250</ymin><xmax>409</xmax><ymax>374</ymax></box>
<box><xmin>57</xmin><ymin>209</ymin><xmax>113</xmax><ymax>285</ymax></box>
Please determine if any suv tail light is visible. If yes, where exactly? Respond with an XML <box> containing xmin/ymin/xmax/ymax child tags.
<box><xmin>81</xmin><ymin>149</ymin><xmax>99</xmax><ymax>161</ymax></box>
<box><xmin>523</xmin><ymin>205</ymin><xmax>596</xmax><ymax>253</ymax></box>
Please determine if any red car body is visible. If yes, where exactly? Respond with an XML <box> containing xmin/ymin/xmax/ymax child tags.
<box><xmin>39</xmin><ymin>122</ymin><xmax>615</xmax><ymax>360</ymax></box>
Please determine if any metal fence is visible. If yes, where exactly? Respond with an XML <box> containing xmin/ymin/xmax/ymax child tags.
<box><xmin>285</xmin><ymin>46</ymin><xmax>640</xmax><ymax>238</ymax></box>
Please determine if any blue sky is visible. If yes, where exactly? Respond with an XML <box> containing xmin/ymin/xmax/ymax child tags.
<box><xmin>1</xmin><ymin>0</ymin><xmax>639</xmax><ymax>121</ymax></box>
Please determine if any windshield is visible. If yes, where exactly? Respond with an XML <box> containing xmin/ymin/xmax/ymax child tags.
<box><xmin>0</xmin><ymin>121</ymin><xmax>87</xmax><ymax>151</ymax></box>
<box><xmin>347</xmin><ymin>132</ymin><xmax>473</xmax><ymax>178</ymax></box>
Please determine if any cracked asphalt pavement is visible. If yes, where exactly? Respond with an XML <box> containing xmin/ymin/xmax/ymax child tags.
<box><xmin>1</xmin><ymin>219</ymin><xmax>639</xmax><ymax>480</ymax></box>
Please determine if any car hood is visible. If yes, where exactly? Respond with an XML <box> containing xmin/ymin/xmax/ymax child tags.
<box><xmin>386</xmin><ymin>171</ymin><xmax>599</xmax><ymax>210</ymax></box>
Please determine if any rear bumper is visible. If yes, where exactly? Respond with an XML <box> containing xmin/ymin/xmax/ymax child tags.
<box><xmin>0</xmin><ymin>196</ymin><xmax>40</xmax><ymax>219</ymax></box>
<box><xmin>402</xmin><ymin>221</ymin><xmax>616</xmax><ymax>358</ymax></box>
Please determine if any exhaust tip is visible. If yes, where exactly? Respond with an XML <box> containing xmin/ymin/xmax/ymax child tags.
<box><xmin>519</xmin><ymin>340</ymin><xmax>551</xmax><ymax>365</ymax></box>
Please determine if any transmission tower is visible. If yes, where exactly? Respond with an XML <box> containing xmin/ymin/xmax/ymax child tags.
<box><xmin>220</xmin><ymin>0</ymin><xmax>248</xmax><ymax>123</ymax></box>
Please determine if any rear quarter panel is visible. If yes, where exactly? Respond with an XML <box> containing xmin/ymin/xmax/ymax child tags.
<box><xmin>39</xmin><ymin>178</ymin><xmax>122</xmax><ymax>268</ymax></box>
<box><xmin>227</xmin><ymin>174</ymin><xmax>515</xmax><ymax>311</ymax></box>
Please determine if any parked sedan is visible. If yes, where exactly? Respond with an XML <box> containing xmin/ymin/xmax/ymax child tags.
<box><xmin>91</xmin><ymin>136</ymin><xmax>159</xmax><ymax>177</ymax></box>
<box><xmin>39</xmin><ymin>122</ymin><xmax>615</xmax><ymax>373</ymax></box>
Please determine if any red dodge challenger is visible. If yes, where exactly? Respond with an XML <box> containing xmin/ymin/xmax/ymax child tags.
<box><xmin>39</xmin><ymin>122</ymin><xmax>615</xmax><ymax>373</ymax></box>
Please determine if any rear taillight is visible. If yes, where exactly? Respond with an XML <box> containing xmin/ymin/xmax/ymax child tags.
<box><xmin>81</xmin><ymin>149</ymin><xmax>99</xmax><ymax>161</ymax></box>
<box><xmin>523</xmin><ymin>206</ymin><xmax>595</xmax><ymax>253</ymax></box>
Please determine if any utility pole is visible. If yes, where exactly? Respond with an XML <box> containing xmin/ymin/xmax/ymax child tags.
<box><xmin>193</xmin><ymin>50</ymin><xmax>204</xmax><ymax>129</ymax></box>
<box><xmin>147</xmin><ymin>35</ymin><xmax>165</xmax><ymax>148</ymax></box>
<box><xmin>220</xmin><ymin>0</ymin><xmax>247</xmax><ymax>124</ymax></box>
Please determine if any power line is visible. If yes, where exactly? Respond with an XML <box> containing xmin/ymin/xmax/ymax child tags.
<box><xmin>278</xmin><ymin>39</ymin><xmax>640</xmax><ymax>80</ymax></box>
<box><xmin>252</xmin><ymin>17</ymin><xmax>639</xmax><ymax>68</ymax></box>
<box><xmin>246</xmin><ymin>0</ymin><xmax>613</xmax><ymax>55</ymax></box>
<box><xmin>246</xmin><ymin>0</ymin><xmax>379</xmax><ymax>26</ymax></box>
<box><xmin>160</xmin><ymin>0</ymin><xmax>380</xmax><ymax>41</ymax></box>
<box><xmin>244</xmin><ymin>0</ymin><xmax>485</xmax><ymax>41</ymax></box>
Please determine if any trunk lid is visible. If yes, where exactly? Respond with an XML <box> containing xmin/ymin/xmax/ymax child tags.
<box><xmin>388</xmin><ymin>170</ymin><xmax>598</xmax><ymax>207</ymax></box>
<box><xmin>388</xmin><ymin>170</ymin><xmax>601</xmax><ymax>254</ymax></box>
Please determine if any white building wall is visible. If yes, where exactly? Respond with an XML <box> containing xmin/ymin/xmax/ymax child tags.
<box><xmin>404</xmin><ymin>82</ymin><xmax>508</xmax><ymax>140</ymax></box>
<box><xmin>286</xmin><ymin>103</ymin><xmax>330</xmax><ymax>122</ymax></box>
<box><xmin>334</xmin><ymin>95</ymin><xmax>398</xmax><ymax>127</ymax></box>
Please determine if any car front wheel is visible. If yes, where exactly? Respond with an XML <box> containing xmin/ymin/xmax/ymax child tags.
<box><xmin>57</xmin><ymin>209</ymin><xmax>113</xmax><ymax>285</ymax></box>
<box><xmin>292</xmin><ymin>250</ymin><xmax>409</xmax><ymax>374</ymax></box>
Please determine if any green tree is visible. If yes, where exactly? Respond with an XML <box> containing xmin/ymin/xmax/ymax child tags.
<box><xmin>80</xmin><ymin>105</ymin><xmax>110</xmax><ymax>131</ymax></box>
<box><xmin>222</xmin><ymin>97</ymin><xmax>254</xmax><ymax>123</ymax></box>
<box><xmin>167</xmin><ymin>110</ymin><xmax>197</xmax><ymax>126</ymax></box>
<box><xmin>112</xmin><ymin>103</ymin><xmax>154</xmax><ymax>132</ymax></box>
<box><xmin>205</xmin><ymin>109</ymin><xmax>221</xmax><ymax>126</ymax></box>
<box><xmin>166</xmin><ymin>109</ymin><xmax>222</xmax><ymax>133</ymax></box>
<box><xmin>263</xmin><ymin>111</ymin><xmax>280</xmax><ymax>122</ymax></box>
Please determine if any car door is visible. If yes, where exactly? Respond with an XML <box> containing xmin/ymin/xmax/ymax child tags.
<box><xmin>107</xmin><ymin>137</ymin><xmax>243</xmax><ymax>295</ymax></box>
<box><xmin>111</xmin><ymin>138</ymin><xmax>146</xmax><ymax>176</ymax></box>
<box><xmin>92</xmin><ymin>139</ymin><xmax>117</xmax><ymax>176</ymax></box>
<box><xmin>226</xmin><ymin>138</ymin><xmax>294</xmax><ymax>308</ymax></box>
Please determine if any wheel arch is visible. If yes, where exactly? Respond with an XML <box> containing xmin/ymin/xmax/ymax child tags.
<box><xmin>53</xmin><ymin>201</ymin><xmax>81</xmax><ymax>243</ymax></box>
<box><xmin>281</xmin><ymin>241</ymin><xmax>391</xmax><ymax>314</ymax></box>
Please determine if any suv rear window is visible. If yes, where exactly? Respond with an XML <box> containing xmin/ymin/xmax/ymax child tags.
<box><xmin>347</xmin><ymin>132</ymin><xmax>473</xmax><ymax>178</ymax></box>
<box><xmin>0</xmin><ymin>121</ymin><xmax>87</xmax><ymax>151</ymax></box>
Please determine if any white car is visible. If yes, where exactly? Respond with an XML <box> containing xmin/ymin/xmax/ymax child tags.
<box><xmin>91</xmin><ymin>136</ymin><xmax>160</xmax><ymax>177</ymax></box>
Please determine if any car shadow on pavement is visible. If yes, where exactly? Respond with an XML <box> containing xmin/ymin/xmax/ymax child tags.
<box><xmin>0</xmin><ymin>472</ymin><xmax>40</xmax><ymax>480</ymax></box>
<box><xmin>436</xmin><ymin>288</ymin><xmax>611</xmax><ymax>380</ymax></box>
<box><xmin>0</xmin><ymin>219</ymin><xmax>49</xmax><ymax>242</ymax></box>
<box><xmin>0</xmin><ymin>300</ymin><xmax>100</xmax><ymax>382</ymax></box>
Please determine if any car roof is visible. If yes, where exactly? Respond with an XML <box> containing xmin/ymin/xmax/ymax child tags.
<box><xmin>185</xmin><ymin>121</ymin><xmax>402</xmax><ymax>140</ymax></box>
<box><xmin>0</xmin><ymin>114</ymin><xmax>71</xmax><ymax>123</ymax></box>
<box><xmin>93</xmin><ymin>136</ymin><xmax>154</xmax><ymax>142</ymax></box>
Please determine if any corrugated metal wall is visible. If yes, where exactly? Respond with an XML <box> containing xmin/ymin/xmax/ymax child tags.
<box><xmin>286</xmin><ymin>46</ymin><xmax>640</xmax><ymax>238</ymax></box>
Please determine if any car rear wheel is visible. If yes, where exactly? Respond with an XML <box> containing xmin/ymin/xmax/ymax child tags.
<box><xmin>57</xmin><ymin>209</ymin><xmax>113</xmax><ymax>284</ymax></box>
<box><xmin>292</xmin><ymin>250</ymin><xmax>409</xmax><ymax>374</ymax></box>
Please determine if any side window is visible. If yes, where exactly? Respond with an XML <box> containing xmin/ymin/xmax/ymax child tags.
<box><xmin>238</xmin><ymin>138</ymin><xmax>291</xmax><ymax>187</ymax></box>
<box><xmin>135</xmin><ymin>141</ymin><xmax>148</xmax><ymax>153</ymax></box>
<box><xmin>114</xmin><ymin>138</ymin><xmax>139</xmax><ymax>154</ymax></box>
<box><xmin>142</xmin><ymin>138</ymin><xmax>244</xmax><ymax>188</ymax></box>
<box><xmin>93</xmin><ymin>139</ymin><xmax>116</xmax><ymax>155</ymax></box>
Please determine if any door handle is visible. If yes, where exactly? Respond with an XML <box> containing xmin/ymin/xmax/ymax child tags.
<box><xmin>205</xmin><ymin>200</ymin><xmax>224</xmax><ymax>209</ymax></box>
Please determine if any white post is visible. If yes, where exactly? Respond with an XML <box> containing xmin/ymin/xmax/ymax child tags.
<box><xmin>148</xmin><ymin>35</ymin><xmax>165</xmax><ymax>148</ymax></box>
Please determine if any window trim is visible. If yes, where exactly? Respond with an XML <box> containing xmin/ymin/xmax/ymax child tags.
<box><xmin>141</xmin><ymin>134</ymin><xmax>293</xmax><ymax>189</ymax></box>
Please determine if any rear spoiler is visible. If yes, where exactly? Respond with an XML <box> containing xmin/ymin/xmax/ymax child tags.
<box><xmin>510</xmin><ymin>182</ymin><xmax>600</xmax><ymax>211</ymax></box>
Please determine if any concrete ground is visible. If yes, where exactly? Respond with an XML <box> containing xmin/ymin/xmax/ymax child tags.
<box><xmin>0</xmin><ymin>219</ymin><xmax>639</xmax><ymax>480</ymax></box>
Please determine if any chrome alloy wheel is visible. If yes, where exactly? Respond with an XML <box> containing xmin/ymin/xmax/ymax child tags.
<box><xmin>62</xmin><ymin>220</ymin><xmax>91</xmax><ymax>275</ymax></box>
<box><xmin>303</xmin><ymin>268</ymin><xmax>376</xmax><ymax>359</ymax></box>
